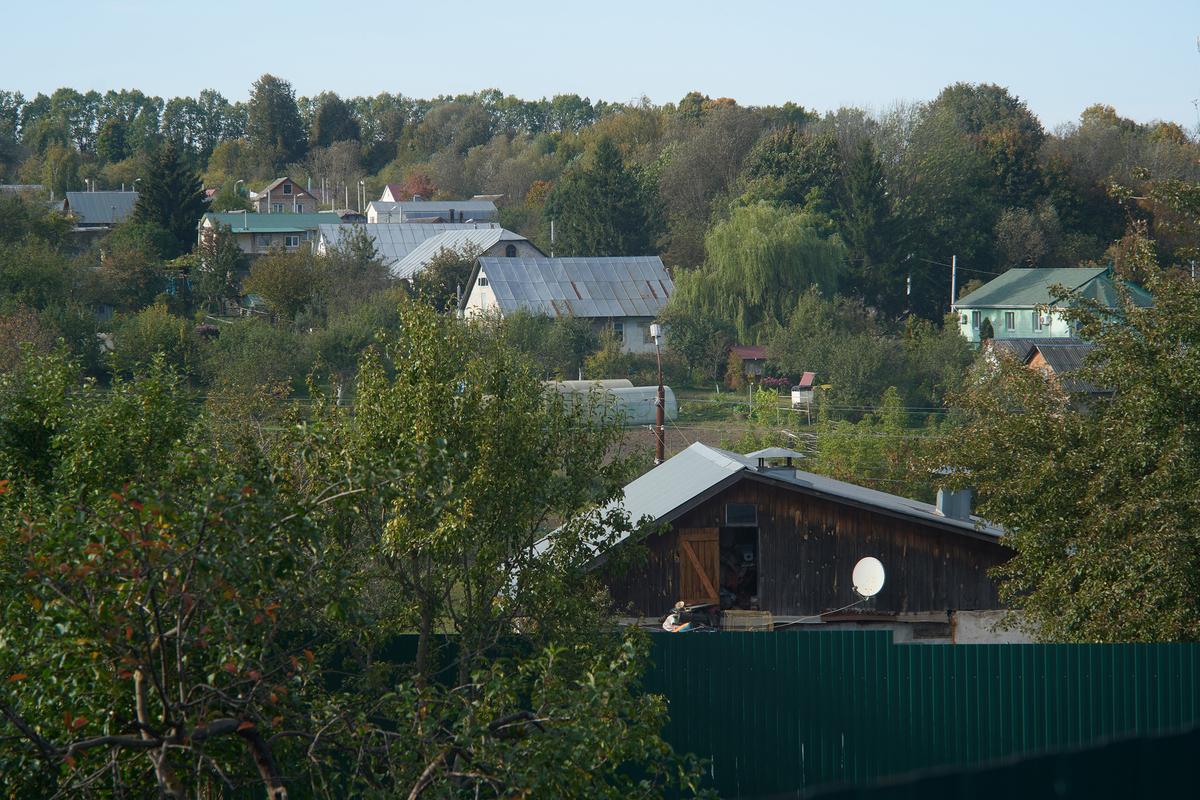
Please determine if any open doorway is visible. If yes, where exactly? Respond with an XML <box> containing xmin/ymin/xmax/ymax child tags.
<box><xmin>720</xmin><ymin>503</ymin><xmax>759</xmax><ymax>610</ymax></box>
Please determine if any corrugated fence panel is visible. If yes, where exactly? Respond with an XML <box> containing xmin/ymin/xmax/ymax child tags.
<box><xmin>644</xmin><ymin>632</ymin><xmax>1200</xmax><ymax>798</ymax></box>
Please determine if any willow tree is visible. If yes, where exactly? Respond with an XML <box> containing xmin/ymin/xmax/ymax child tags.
<box><xmin>670</xmin><ymin>202</ymin><xmax>845</xmax><ymax>342</ymax></box>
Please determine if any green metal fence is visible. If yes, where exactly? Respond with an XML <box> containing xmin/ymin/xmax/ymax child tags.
<box><xmin>643</xmin><ymin>631</ymin><xmax>1200</xmax><ymax>798</ymax></box>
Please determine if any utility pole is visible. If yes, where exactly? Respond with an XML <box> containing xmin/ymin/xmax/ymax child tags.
<box><xmin>651</xmin><ymin>323</ymin><xmax>665</xmax><ymax>465</ymax></box>
<box><xmin>950</xmin><ymin>254</ymin><xmax>957</xmax><ymax>313</ymax></box>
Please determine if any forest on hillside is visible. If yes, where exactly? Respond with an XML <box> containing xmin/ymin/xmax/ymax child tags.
<box><xmin>3</xmin><ymin>76</ymin><xmax>1199</xmax><ymax>326</ymax></box>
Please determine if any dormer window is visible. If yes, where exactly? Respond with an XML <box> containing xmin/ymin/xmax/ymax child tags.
<box><xmin>505</xmin><ymin>244</ymin><xmax>517</xmax><ymax>257</ymax></box>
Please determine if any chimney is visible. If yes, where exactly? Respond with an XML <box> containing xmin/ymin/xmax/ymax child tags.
<box><xmin>935</xmin><ymin>487</ymin><xmax>973</xmax><ymax>520</ymax></box>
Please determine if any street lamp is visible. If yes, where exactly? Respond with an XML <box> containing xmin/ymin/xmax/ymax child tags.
<box><xmin>234</xmin><ymin>179</ymin><xmax>244</xmax><ymax>195</ymax></box>
<box><xmin>132</xmin><ymin>178</ymin><xmax>142</xmax><ymax>193</ymax></box>
<box><xmin>651</xmin><ymin>323</ymin><xmax>665</xmax><ymax>465</ymax></box>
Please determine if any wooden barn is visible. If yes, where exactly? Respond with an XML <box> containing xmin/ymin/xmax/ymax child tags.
<box><xmin>586</xmin><ymin>443</ymin><xmax>1012</xmax><ymax>628</ymax></box>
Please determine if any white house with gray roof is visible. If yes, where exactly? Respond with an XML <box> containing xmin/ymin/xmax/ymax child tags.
<box><xmin>460</xmin><ymin>256</ymin><xmax>673</xmax><ymax>354</ymax></box>
<box><xmin>367</xmin><ymin>198</ymin><xmax>498</xmax><ymax>224</ymax></box>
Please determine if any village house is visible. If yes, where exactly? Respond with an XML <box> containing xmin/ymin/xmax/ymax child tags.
<box><xmin>315</xmin><ymin>222</ymin><xmax>505</xmax><ymax>275</ymax></box>
<box><xmin>62</xmin><ymin>190</ymin><xmax>138</xmax><ymax>229</ymax></box>
<box><xmin>459</xmin><ymin>256</ymin><xmax>674</xmax><ymax>355</ymax></box>
<box><xmin>198</xmin><ymin>211</ymin><xmax>343</xmax><ymax>255</ymax></box>
<box><xmin>367</xmin><ymin>197</ymin><xmax>499</xmax><ymax>224</ymax></box>
<box><xmin>390</xmin><ymin>228</ymin><xmax>543</xmax><ymax>280</ymax></box>
<box><xmin>562</xmin><ymin>443</ymin><xmax>1015</xmax><ymax>641</ymax></box>
<box><xmin>955</xmin><ymin>266</ymin><xmax>1151</xmax><ymax>345</ymax></box>
<box><xmin>248</xmin><ymin>177</ymin><xmax>321</xmax><ymax>214</ymax></box>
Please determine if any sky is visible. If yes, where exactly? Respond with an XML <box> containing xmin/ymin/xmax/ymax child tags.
<box><xmin>3</xmin><ymin>0</ymin><xmax>1198</xmax><ymax>131</ymax></box>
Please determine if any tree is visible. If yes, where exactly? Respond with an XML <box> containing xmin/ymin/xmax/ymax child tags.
<box><xmin>310</xmin><ymin>93</ymin><xmax>361</xmax><ymax>147</ymax></box>
<box><xmin>411</xmin><ymin>243</ymin><xmax>480</xmax><ymax>312</ymax></box>
<box><xmin>130</xmin><ymin>141</ymin><xmax>206</xmax><ymax>258</ymax></box>
<box><xmin>543</xmin><ymin>137</ymin><xmax>659</xmax><ymax>257</ymax></box>
<box><xmin>836</xmin><ymin>140</ymin><xmax>906</xmax><ymax>316</ymax></box>
<box><xmin>194</xmin><ymin>222</ymin><xmax>244</xmax><ymax>311</ymax></box>
<box><xmin>242</xmin><ymin>249</ymin><xmax>319</xmax><ymax>321</ymax></box>
<box><xmin>740</xmin><ymin>127</ymin><xmax>843</xmax><ymax>211</ymax></box>
<box><xmin>941</xmin><ymin>271</ymin><xmax>1200</xmax><ymax>641</ymax></box>
<box><xmin>670</xmin><ymin>203</ymin><xmax>845</xmax><ymax>342</ymax></box>
<box><xmin>245</xmin><ymin>74</ymin><xmax>307</xmax><ymax>172</ymax></box>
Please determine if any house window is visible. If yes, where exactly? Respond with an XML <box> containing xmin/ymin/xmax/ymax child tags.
<box><xmin>643</xmin><ymin>324</ymin><xmax>655</xmax><ymax>344</ymax></box>
<box><xmin>1004</xmin><ymin>311</ymin><xmax>1015</xmax><ymax>331</ymax></box>
<box><xmin>284</xmin><ymin>235</ymin><xmax>300</xmax><ymax>248</ymax></box>
<box><xmin>271</xmin><ymin>203</ymin><xmax>284</xmax><ymax>213</ymax></box>
<box><xmin>725</xmin><ymin>503</ymin><xmax>758</xmax><ymax>527</ymax></box>
<box><xmin>971</xmin><ymin>310</ymin><xmax>980</xmax><ymax>329</ymax></box>
<box><xmin>960</xmin><ymin>313</ymin><xmax>968</xmax><ymax>326</ymax></box>
<box><xmin>282</xmin><ymin>183</ymin><xmax>292</xmax><ymax>195</ymax></box>
<box><xmin>295</xmin><ymin>203</ymin><xmax>303</xmax><ymax>213</ymax></box>
<box><xmin>257</xmin><ymin>234</ymin><xmax>273</xmax><ymax>247</ymax></box>
<box><xmin>505</xmin><ymin>243</ymin><xmax>517</xmax><ymax>257</ymax></box>
<box><xmin>612</xmin><ymin>321</ymin><xmax>624</xmax><ymax>342</ymax></box>
<box><xmin>1032</xmin><ymin>311</ymin><xmax>1044</xmax><ymax>331</ymax></box>
<box><xmin>477</xmin><ymin>276</ymin><xmax>489</xmax><ymax>287</ymax></box>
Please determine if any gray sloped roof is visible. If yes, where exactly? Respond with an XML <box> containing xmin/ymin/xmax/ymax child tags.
<box><xmin>391</xmin><ymin>228</ymin><xmax>530</xmax><ymax>280</ymax></box>
<box><xmin>318</xmin><ymin>222</ymin><xmax>501</xmax><ymax>268</ymax></box>
<box><xmin>534</xmin><ymin>443</ymin><xmax>1005</xmax><ymax>559</ymax></box>
<box><xmin>477</xmin><ymin>256</ymin><xmax>673</xmax><ymax>318</ymax></box>
<box><xmin>64</xmin><ymin>191</ymin><xmax>138</xmax><ymax>224</ymax></box>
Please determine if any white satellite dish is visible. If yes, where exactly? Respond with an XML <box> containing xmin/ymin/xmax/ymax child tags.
<box><xmin>852</xmin><ymin>557</ymin><xmax>886</xmax><ymax>598</ymax></box>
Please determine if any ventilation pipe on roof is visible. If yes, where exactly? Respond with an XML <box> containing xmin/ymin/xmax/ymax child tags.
<box><xmin>935</xmin><ymin>487</ymin><xmax>973</xmax><ymax>521</ymax></box>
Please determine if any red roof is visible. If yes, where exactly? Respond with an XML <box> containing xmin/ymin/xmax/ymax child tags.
<box><xmin>730</xmin><ymin>345</ymin><xmax>767</xmax><ymax>361</ymax></box>
<box><xmin>382</xmin><ymin>183</ymin><xmax>405</xmax><ymax>201</ymax></box>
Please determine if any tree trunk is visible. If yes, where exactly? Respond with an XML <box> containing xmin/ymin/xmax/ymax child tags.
<box><xmin>414</xmin><ymin>601</ymin><xmax>434</xmax><ymax>686</ymax></box>
<box><xmin>134</xmin><ymin>669</ymin><xmax>185</xmax><ymax>799</ymax></box>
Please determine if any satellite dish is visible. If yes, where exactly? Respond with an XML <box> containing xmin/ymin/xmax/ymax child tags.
<box><xmin>852</xmin><ymin>557</ymin><xmax>886</xmax><ymax>598</ymax></box>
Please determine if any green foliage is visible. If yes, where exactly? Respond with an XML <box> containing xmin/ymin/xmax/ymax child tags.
<box><xmin>741</xmin><ymin>126</ymin><xmax>843</xmax><ymax>211</ymax></box>
<box><xmin>208</xmin><ymin>180</ymin><xmax>252</xmax><ymax>212</ymax></box>
<box><xmin>544</xmin><ymin>137</ymin><xmax>660</xmax><ymax>256</ymax></box>
<box><xmin>499</xmin><ymin>311</ymin><xmax>599</xmax><ymax>380</ymax></box>
<box><xmin>243</xmin><ymin>249</ymin><xmax>320</xmax><ymax>320</ymax></box>
<box><xmin>110</xmin><ymin>304</ymin><xmax>199</xmax><ymax>379</ymax></box>
<box><xmin>310</xmin><ymin>92</ymin><xmax>361</xmax><ymax>147</ymax></box>
<box><xmin>0</xmin><ymin>192</ymin><xmax>71</xmax><ymax>247</ymax></box>
<box><xmin>836</xmin><ymin>140</ymin><xmax>906</xmax><ymax>316</ymax></box>
<box><xmin>130</xmin><ymin>141</ymin><xmax>206</xmax><ymax>257</ymax></box>
<box><xmin>412</xmin><ymin>242</ymin><xmax>480</xmax><ymax>312</ymax></box>
<box><xmin>671</xmin><ymin>203</ymin><xmax>845</xmax><ymax>342</ymax></box>
<box><xmin>246</xmin><ymin>73</ymin><xmax>307</xmax><ymax>171</ymax></box>
<box><xmin>658</xmin><ymin>306</ymin><xmax>734</xmax><ymax>384</ymax></box>
<box><xmin>942</xmin><ymin>271</ymin><xmax>1200</xmax><ymax>641</ymax></box>
<box><xmin>193</xmin><ymin>222</ymin><xmax>244</xmax><ymax>311</ymax></box>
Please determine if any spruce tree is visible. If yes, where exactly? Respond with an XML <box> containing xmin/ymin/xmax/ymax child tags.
<box><xmin>131</xmin><ymin>141</ymin><xmax>206</xmax><ymax>258</ymax></box>
<box><xmin>543</xmin><ymin>138</ymin><xmax>658</xmax><ymax>256</ymax></box>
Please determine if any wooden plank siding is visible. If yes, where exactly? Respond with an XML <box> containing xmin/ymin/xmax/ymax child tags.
<box><xmin>603</xmin><ymin>474</ymin><xmax>1011</xmax><ymax>618</ymax></box>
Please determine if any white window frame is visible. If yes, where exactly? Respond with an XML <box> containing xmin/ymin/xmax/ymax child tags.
<box><xmin>971</xmin><ymin>310</ymin><xmax>980</xmax><ymax>329</ymax></box>
<box><xmin>295</xmin><ymin>203</ymin><xmax>303</xmax><ymax>213</ymax></box>
<box><xmin>477</xmin><ymin>276</ymin><xmax>489</xmax><ymax>287</ymax></box>
<box><xmin>1004</xmin><ymin>311</ymin><xmax>1016</xmax><ymax>331</ymax></box>
<box><xmin>612</xmin><ymin>321</ymin><xmax>624</xmax><ymax>342</ymax></box>
<box><xmin>284</xmin><ymin>234</ymin><xmax>300</xmax><ymax>249</ymax></box>
<box><xmin>271</xmin><ymin>203</ymin><xmax>284</xmax><ymax>213</ymax></box>
<box><xmin>1032</xmin><ymin>310</ymin><xmax>1044</xmax><ymax>331</ymax></box>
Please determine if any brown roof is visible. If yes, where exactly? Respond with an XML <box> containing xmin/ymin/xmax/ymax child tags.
<box><xmin>260</xmin><ymin>177</ymin><xmax>316</xmax><ymax>198</ymax></box>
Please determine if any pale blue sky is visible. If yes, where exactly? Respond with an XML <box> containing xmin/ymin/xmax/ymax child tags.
<box><xmin>4</xmin><ymin>0</ymin><xmax>1198</xmax><ymax>130</ymax></box>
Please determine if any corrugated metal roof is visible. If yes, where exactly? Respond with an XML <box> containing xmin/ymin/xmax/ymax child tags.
<box><xmin>203</xmin><ymin>212</ymin><xmax>341</xmax><ymax>232</ymax></box>
<box><xmin>476</xmin><ymin>256</ymin><xmax>673</xmax><ymax>318</ymax></box>
<box><xmin>318</xmin><ymin>222</ymin><xmax>502</xmax><ymax>268</ymax></box>
<box><xmin>954</xmin><ymin>267</ymin><xmax>1147</xmax><ymax>309</ymax></box>
<box><xmin>1033</xmin><ymin>342</ymin><xmax>1093</xmax><ymax>373</ymax></box>
<box><xmin>391</xmin><ymin>228</ymin><xmax>529</xmax><ymax>280</ymax></box>
<box><xmin>65</xmin><ymin>191</ymin><xmax>138</xmax><ymax>224</ymax></box>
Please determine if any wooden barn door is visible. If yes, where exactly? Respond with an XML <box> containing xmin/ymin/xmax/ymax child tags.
<box><xmin>677</xmin><ymin>528</ymin><xmax>719</xmax><ymax>605</ymax></box>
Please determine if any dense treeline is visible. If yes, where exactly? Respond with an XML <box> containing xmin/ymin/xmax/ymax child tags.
<box><xmin>4</xmin><ymin>77</ymin><xmax>1198</xmax><ymax>324</ymax></box>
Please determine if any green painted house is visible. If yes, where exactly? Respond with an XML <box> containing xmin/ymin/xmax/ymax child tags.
<box><xmin>198</xmin><ymin>211</ymin><xmax>345</xmax><ymax>256</ymax></box>
<box><xmin>955</xmin><ymin>266</ymin><xmax>1152</xmax><ymax>345</ymax></box>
